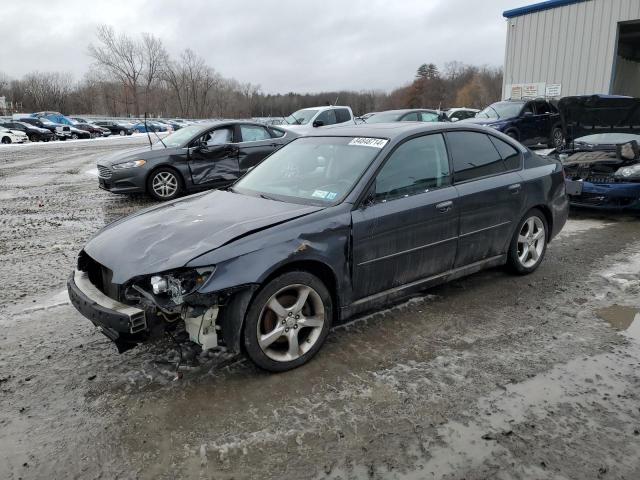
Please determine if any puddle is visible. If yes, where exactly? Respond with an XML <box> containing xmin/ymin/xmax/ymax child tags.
<box><xmin>597</xmin><ymin>305</ymin><xmax>640</xmax><ymax>341</ymax></box>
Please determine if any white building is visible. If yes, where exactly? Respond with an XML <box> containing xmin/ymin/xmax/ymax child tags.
<box><xmin>502</xmin><ymin>0</ymin><xmax>640</xmax><ymax>99</ymax></box>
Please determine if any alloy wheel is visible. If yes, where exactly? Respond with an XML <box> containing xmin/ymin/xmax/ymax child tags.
<box><xmin>151</xmin><ymin>171</ymin><xmax>178</xmax><ymax>198</ymax></box>
<box><xmin>517</xmin><ymin>217</ymin><xmax>545</xmax><ymax>268</ymax></box>
<box><xmin>552</xmin><ymin>128</ymin><xmax>564</xmax><ymax>148</ymax></box>
<box><xmin>257</xmin><ymin>284</ymin><xmax>325</xmax><ymax>362</ymax></box>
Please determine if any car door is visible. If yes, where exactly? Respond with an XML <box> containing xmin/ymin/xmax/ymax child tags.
<box><xmin>237</xmin><ymin>124</ymin><xmax>280</xmax><ymax>173</ymax></box>
<box><xmin>187</xmin><ymin>126</ymin><xmax>240</xmax><ymax>186</ymax></box>
<box><xmin>446</xmin><ymin>130</ymin><xmax>524</xmax><ymax>268</ymax></box>
<box><xmin>517</xmin><ymin>102</ymin><xmax>538</xmax><ymax>145</ymax></box>
<box><xmin>351</xmin><ymin>133</ymin><xmax>459</xmax><ymax>300</ymax></box>
<box><xmin>314</xmin><ymin>109</ymin><xmax>338</xmax><ymax>127</ymax></box>
<box><xmin>533</xmin><ymin>100</ymin><xmax>553</xmax><ymax>144</ymax></box>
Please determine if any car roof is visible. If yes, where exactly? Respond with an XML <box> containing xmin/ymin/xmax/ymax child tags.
<box><xmin>376</xmin><ymin>109</ymin><xmax>438</xmax><ymax>114</ymax></box>
<box><xmin>300</xmin><ymin>121</ymin><xmax>500</xmax><ymax>141</ymax></box>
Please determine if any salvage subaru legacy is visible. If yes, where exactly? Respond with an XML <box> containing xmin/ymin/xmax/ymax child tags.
<box><xmin>68</xmin><ymin>123</ymin><xmax>568</xmax><ymax>371</ymax></box>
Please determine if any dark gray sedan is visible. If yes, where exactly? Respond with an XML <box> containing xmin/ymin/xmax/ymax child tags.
<box><xmin>69</xmin><ymin>122</ymin><xmax>568</xmax><ymax>371</ymax></box>
<box><xmin>97</xmin><ymin>121</ymin><xmax>295</xmax><ymax>200</ymax></box>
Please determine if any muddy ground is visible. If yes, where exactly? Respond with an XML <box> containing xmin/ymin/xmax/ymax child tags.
<box><xmin>1</xmin><ymin>138</ymin><xmax>639</xmax><ymax>480</ymax></box>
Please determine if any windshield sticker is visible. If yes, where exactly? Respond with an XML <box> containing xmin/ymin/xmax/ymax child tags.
<box><xmin>312</xmin><ymin>190</ymin><xmax>329</xmax><ymax>199</ymax></box>
<box><xmin>349</xmin><ymin>137</ymin><xmax>388</xmax><ymax>148</ymax></box>
<box><xmin>326</xmin><ymin>192</ymin><xmax>338</xmax><ymax>200</ymax></box>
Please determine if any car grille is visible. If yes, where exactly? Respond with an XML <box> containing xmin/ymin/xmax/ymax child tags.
<box><xmin>97</xmin><ymin>165</ymin><xmax>112</xmax><ymax>178</ymax></box>
<box><xmin>585</xmin><ymin>174</ymin><xmax>621</xmax><ymax>184</ymax></box>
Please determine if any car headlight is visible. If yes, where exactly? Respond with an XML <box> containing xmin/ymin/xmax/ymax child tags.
<box><xmin>150</xmin><ymin>267</ymin><xmax>216</xmax><ymax>304</ymax></box>
<box><xmin>112</xmin><ymin>159</ymin><xmax>147</xmax><ymax>170</ymax></box>
<box><xmin>614</xmin><ymin>164</ymin><xmax>640</xmax><ymax>179</ymax></box>
<box><xmin>488</xmin><ymin>123</ymin><xmax>503</xmax><ymax>130</ymax></box>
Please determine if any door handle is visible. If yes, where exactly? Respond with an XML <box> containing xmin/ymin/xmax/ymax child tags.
<box><xmin>436</xmin><ymin>200</ymin><xmax>453</xmax><ymax>213</ymax></box>
<box><xmin>508</xmin><ymin>183</ymin><xmax>521</xmax><ymax>194</ymax></box>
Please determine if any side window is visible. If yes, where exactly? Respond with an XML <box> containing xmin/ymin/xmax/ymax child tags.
<box><xmin>488</xmin><ymin>136</ymin><xmax>521</xmax><ymax>170</ymax></box>
<box><xmin>447</xmin><ymin>131</ymin><xmax>506</xmax><ymax>182</ymax></box>
<box><xmin>419</xmin><ymin>111</ymin><xmax>439</xmax><ymax>122</ymax></box>
<box><xmin>239</xmin><ymin>125</ymin><xmax>271</xmax><ymax>142</ymax></box>
<box><xmin>316</xmin><ymin>109</ymin><xmax>337</xmax><ymax>126</ymax></box>
<box><xmin>535</xmin><ymin>101</ymin><xmax>551</xmax><ymax>115</ymax></box>
<box><xmin>522</xmin><ymin>103</ymin><xmax>534</xmax><ymax>115</ymax></box>
<box><xmin>401</xmin><ymin>112</ymin><xmax>419</xmax><ymax>122</ymax></box>
<box><xmin>335</xmin><ymin>108</ymin><xmax>351</xmax><ymax>123</ymax></box>
<box><xmin>269</xmin><ymin>127</ymin><xmax>286</xmax><ymax>138</ymax></box>
<box><xmin>374</xmin><ymin>134</ymin><xmax>450</xmax><ymax>203</ymax></box>
<box><xmin>204</xmin><ymin>127</ymin><xmax>233</xmax><ymax>146</ymax></box>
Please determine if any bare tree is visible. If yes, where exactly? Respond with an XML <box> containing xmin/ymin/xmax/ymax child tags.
<box><xmin>88</xmin><ymin>25</ymin><xmax>145</xmax><ymax>116</ymax></box>
<box><xmin>22</xmin><ymin>71</ymin><xmax>74</xmax><ymax>112</ymax></box>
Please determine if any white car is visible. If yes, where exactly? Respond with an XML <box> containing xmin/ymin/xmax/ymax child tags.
<box><xmin>281</xmin><ymin>106</ymin><xmax>356</xmax><ymax>132</ymax></box>
<box><xmin>446</xmin><ymin>107</ymin><xmax>480</xmax><ymax>122</ymax></box>
<box><xmin>0</xmin><ymin>127</ymin><xmax>28</xmax><ymax>144</ymax></box>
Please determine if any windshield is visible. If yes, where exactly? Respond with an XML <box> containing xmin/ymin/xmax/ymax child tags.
<box><xmin>233</xmin><ymin>136</ymin><xmax>386</xmax><ymax>205</ymax></box>
<box><xmin>477</xmin><ymin>102</ymin><xmax>523</xmax><ymax>120</ymax></box>
<box><xmin>574</xmin><ymin>133</ymin><xmax>640</xmax><ymax>145</ymax></box>
<box><xmin>284</xmin><ymin>109</ymin><xmax>318</xmax><ymax>125</ymax></box>
<box><xmin>366</xmin><ymin>112</ymin><xmax>403</xmax><ymax>123</ymax></box>
<box><xmin>160</xmin><ymin>125</ymin><xmax>205</xmax><ymax>147</ymax></box>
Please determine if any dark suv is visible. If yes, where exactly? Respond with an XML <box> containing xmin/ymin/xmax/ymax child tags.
<box><xmin>464</xmin><ymin>99</ymin><xmax>564</xmax><ymax>148</ymax></box>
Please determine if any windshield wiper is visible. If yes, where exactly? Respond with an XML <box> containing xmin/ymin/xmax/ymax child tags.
<box><xmin>258</xmin><ymin>193</ymin><xmax>280</xmax><ymax>201</ymax></box>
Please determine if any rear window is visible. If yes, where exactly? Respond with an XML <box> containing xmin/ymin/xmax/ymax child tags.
<box><xmin>447</xmin><ymin>131</ymin><xmax>507</xmax><ymax>182</ymax></box>
<box><xmin>335</xmin><ymin>108</ymin><xmax>351</xmax><ymax>123</ymax></box>
<box><xmin>489</xmin><ymin>136</ymin><xmax>521</xmax><ymax>170</ymax></box>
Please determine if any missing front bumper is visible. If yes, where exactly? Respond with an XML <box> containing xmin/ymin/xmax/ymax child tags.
<box><xmin>67</xmin><ymin>270</ymin><xmax>149</xmax><ymax>352</ymax></box>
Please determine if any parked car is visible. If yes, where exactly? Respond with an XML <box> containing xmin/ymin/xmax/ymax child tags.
<box><xmin>132</xmin><ymin>121</ymin><xmax>168</xmax><ymax>133</ymax></box>
<box><xmin>68</xmin><ymin>126</ymin><xmax>92</xmax><ymax>140</ymax></box>
<box><xmin>0</xmin><ymin>126</ymin><xmax>28</xmax><ymax>144</ymax></box>
<box><xmin>20</xmin><ymin>117</ymin><xmax>70</xmax><ymax>140</ymax></box>
<box><xmin>0</xmin><ymin>121</ymin><xmax>54</xmax><ymax>142</ymax></box>
<box><xmin>365</xmin><ymin>109</ymin><xmax>448</xmax><ymax>123</ymax></box>
<box><xmin>446</xmin><ymin>107</ymin><xmax>480</xmax><ymax>121</ymax></box>
<box><xmin>74</xmin><ymin>122</ymin><xmax>111</xmax><ymax>138</ymax></box>
<box><xmin>96</xmin><ymin>121</ymin><xmax>295</xmax><ymax>201</ymax></box>
<box><xmin>93</xmin><ymin>120</ymin><xmax>135</xmax><ymax>136</ymax></box>
<box><xmin>281</xmin><ymin>106</ymin><xmax>356</xmax><ymax>132</ymax></box>
<box><xmin>68</xmin><ymin>122</ymin><xmax>568</xmax><ymax>371</ymax></box>
<box><xmin>464</xmin><ymin>99</ymin><xmax>564</xmax><ymax>148</ymax></box>
<box><xmin>559</xmin><ymin>95</ymin><xmax>640</xmax><ymax>211</ymax></box>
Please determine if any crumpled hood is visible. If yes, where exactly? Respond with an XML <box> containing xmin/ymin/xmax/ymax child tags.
<box><xmin>98</xmin><ymin>144</ymin><xmax>177</xmax><ymax>166</ymax></box>
<box><xmin>558</xmin><ymin>95</ymin><xmax>640</xmax><ymax>142</ymax></box>
<box><xmin>84</xmin><ymin>190</ymin><xmax>322</xmax><ymax>283</ymax></box>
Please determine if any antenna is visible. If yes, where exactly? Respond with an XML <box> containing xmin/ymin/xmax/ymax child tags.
<box><xmin>334</xmin><ymin>95</ymin><xmax>339</xmax><ymax>106</ymax></box>
<box><xmin>144</xmin><ymin>112</ymin><xmax>152</xmax><ymax>149</ymax></box>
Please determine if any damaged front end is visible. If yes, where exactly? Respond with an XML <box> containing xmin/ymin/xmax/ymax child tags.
<box><xmin>562</xmin><ymin>140</ymin><xmax>640</xmax><ymax>210</ymax></box>
<box><xmin>67</xmin><ymin>250</ymin><xmax>256</xmax><ymax>354</ymax></box>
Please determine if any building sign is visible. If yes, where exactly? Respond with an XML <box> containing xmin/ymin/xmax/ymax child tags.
<box><xmin>510</xmin><ymin>85</ymin><xmax>523</xmax><ymax>99</ymax></box>
<box><xmin>507</xmin><ymin>83</ymin><xmax>546</xmax><ymax>99</ymax></box>
<box><xmin>545</xmin><ymin>84</ymin><xmax>562</xmax><ymax>97</ymax></box>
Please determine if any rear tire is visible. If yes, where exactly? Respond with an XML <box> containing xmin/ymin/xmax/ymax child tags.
<box><xmin>119</xmin><ymin>129</ymin><xmax>126</xmax><ymax>136</ymax></box>
<box><xmin>548</xmin><ymin>126</ymin><xmax>564</xmax><ymax>149</ymax></box>
<box><xmin>243</xmin><ymin>271</ymin><xmax>333</xmax><ymax>372</ymax></box>
<box><xmin>507</xmin><ymin>209</ymin><xmax>548</xmax><ymax>275</ymax></box>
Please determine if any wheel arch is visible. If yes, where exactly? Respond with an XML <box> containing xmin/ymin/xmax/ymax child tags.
<box><xmin>524</xmin><ymin>204</ymin><xmax>553</xmax><ymax>241</ymax></box>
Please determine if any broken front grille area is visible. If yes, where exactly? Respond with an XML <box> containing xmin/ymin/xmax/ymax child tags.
<box><xmin>77</xmin><ymin>250</ymin><xmax>119</xmax><ymax>300</ymax></box>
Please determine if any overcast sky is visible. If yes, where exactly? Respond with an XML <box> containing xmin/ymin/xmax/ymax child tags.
<box><xmin>0</xmin><ymin>0</ymin><xmax>527</xmax><ymax>93</ymax></box>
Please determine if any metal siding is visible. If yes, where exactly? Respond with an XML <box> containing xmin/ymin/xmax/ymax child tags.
<box><xmin>502</xmin><ymin>0</ymin><xmax>640</xmax><ymax>98</ymax></box>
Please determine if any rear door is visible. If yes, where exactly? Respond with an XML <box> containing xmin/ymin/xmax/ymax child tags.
<box><xmin>188</xmin><ymin>126</ymin><xmax>240</xmax><ymax>186</ymax></box>
<box><xmin>533</xmin><ymin>100</ymin><xmax>553</xmax><ymax>144</ymax></box>
<box><xmin>237</xmin><ymin>124</ymin><xmax>280</xmax><ymax>173</ymax></box>
<box><xmin>351</xmin><ymin>133</ymin><xmax>459</xmax><ymax>299</ymax></box>
<box><xmin>518</xmin><ymin>102</ymin><xmax>538</xmax><ymax>145</ymax></box>
<box><xmin>446</xmin><ymin>131</ymin><xmax>524</xmax><ymax>267</ymax></box>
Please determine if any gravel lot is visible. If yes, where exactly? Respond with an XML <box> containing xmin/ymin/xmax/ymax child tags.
<box><xmin>1</xmin><ymin>138</ymin><xmax>639</xmax><ymax>480</ymax></box>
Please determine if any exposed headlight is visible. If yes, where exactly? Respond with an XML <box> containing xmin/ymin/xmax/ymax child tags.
<box><xmin>149</xmin><ymin>267</ymin><xmax>216</xmax><ymax>304</ymax></box>
<box><xmin>614</xmin><ymin>164</ymin><xmax>640</xmax><ymax>179</ymax></box>
<box><xmin>112</xmin><ymin>159</ymin><xmax>146</xmax><ymax>170</ymax></box>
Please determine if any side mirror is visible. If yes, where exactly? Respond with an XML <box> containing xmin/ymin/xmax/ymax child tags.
<box><xmin>312</xmin><ymin>120</ymin><xmax>324</xmax><ymax>128</ymax></box>
<box><xmin>450</xmin><ymin>117</ymin><xmax>459</xmax><ymax>122</ymax></box>
<box><xmin>361</xmin><ymin>184</ymin><xmax>376</xmax><ymax>209</ymax></box>
<box><xmin>523</xmin><ymin>111</ymin><xmax>534</xmax><ymax>117</ymax></box>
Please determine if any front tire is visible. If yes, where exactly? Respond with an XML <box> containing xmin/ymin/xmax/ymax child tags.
<box><xmin>507</xmin><ymin>209</ymin><xmax>548</xmax><ymax>274</ymax></box>
<box><xmin>243</xmin><ymin>271</ymin><xmax>333</xmax><ymax>372</ymax></box>
<box><xmin>147</xmin><ymin>168</ymin><xmax>182</xmax><ymax>201</ymax></box>
<box><xmin>1</xmin><ymin>136</ymin><xmax>11</xmax><ymax>144</ymax></box>
<box><xmin>119</xmin><ymin>129</ymin><xmax>126</xmax><ymax>136</ymax></box>
<box><xmin>71</xmin><ymin>133</ymin><xmax>79</xmax><ymax>140</ymax></box>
